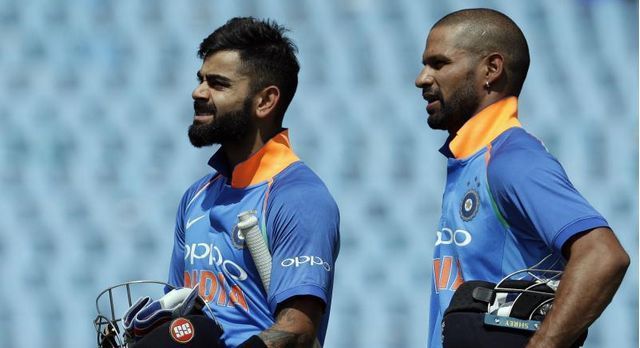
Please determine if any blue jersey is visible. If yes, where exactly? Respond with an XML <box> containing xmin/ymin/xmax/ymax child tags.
<box><xmin>167</xmin><ymin>130</ymin><xmax>340</xmax><ymax>348</ymax></box>
<box><xmin>427</xmin><ymin>97</ymin><xmax>608</xmax><ymax>348</ymax></box>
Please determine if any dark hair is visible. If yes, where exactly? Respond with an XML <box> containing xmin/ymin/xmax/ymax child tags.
<box><xmin>434</xmin><ymin>8</ymin><xmax>530</xmax><ymax>96</ymax></box>
<box><xmin>198</xmin><ymin>17</ymin><xmax>300</xmax><ymax>120</ymax></box>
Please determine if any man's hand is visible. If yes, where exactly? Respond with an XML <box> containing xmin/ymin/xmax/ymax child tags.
<box><xmin>526</xmin><ymin>227</ymin><xmax>629</xmax><ymax>348</ymax></box>
<box><xmin>258</xmin><ymin>295</ymin><xmax>324</xmax><ymax>348</ymax></box>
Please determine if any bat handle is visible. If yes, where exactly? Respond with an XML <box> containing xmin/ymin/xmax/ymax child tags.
<box><xmin>237</xmin><ymin>211</ymin><xmax>272</xmax><ymax>293</ymax></box>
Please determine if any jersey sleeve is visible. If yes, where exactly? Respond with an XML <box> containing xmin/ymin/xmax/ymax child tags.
<box><xmin>487</xmin><ymin>135</ymin><xmax>609</xmax><ymax>254</ymax></box>
<box><xmin>265</xmin><ymin>175</ymin><xmax>340</xmax><ymax>313</ymax></box>
<box><xmin>166</xmin><ymin>190</ymin><xmax>188</xmax><ymax>293</ymax></box>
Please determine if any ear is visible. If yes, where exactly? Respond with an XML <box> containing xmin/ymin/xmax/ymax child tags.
<box><xmin>254</xmin><ymin>85</ymin><xmax>281</xmax><ymax>119</ymax></box>
<box><xmin>484</xmin><ymin>53</ymin><xmax>504</xmax><ymax>86</ymax></box>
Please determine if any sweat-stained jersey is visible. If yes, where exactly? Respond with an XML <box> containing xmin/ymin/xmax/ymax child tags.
<box><xmin>167</xmin><ymin>130</ymin><xmax>340</xmax><ymax>348</ymax></box>
<box><xmin>427</xmin><ymin>97</ymin><xmax>609</xmax><ymax>348</ymax></box>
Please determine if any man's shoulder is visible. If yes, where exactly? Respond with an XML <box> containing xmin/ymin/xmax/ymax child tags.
<box><xmin>270</xmin><ymin>162</ymin><xmax>338</xmax><ymax>208</ymax></box>
<box><xmin>273</xmin><ymin>161</ymin><xmax>330</xmax><ymax>188</ymax></box>
<box><xmin>488</xmin><ymin>127</ymin><xmax>562</xmax><ymax>185</ymax></box>
<box><xmin>492</xmin><ymin>127</ymin><xmax>548</xmax><ymax>154</ymax></box>
<box><xmin>492</xmin><ymin>128</ymin><xmax>557</xmax><ymax>163</ymax></box>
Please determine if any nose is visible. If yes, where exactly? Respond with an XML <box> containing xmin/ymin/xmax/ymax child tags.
<box><xmin>192</xmin><ymin>82</ymin><xmax>208</xmax><ymax>100</ymax></box>
<box><xmin>415</xmin><ymin>67</ymin><xmax>434</xmax><ymax>88</ymax></box>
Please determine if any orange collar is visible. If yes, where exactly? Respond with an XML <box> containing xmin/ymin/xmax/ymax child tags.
<box><xmin>447</xmin><ymin>97</ymin><xmax>521</xmax><ymax>159</ymax></box>
<box><xmin>209</xmin><ymin>130</ymin><xmax>300</xmax><ymax>188</ymax></box>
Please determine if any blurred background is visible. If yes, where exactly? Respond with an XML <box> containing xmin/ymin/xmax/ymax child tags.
<box><xmin>0</xmin><ymin>0</ymin><xmax>637</xmax><ymax>347</ymax></box>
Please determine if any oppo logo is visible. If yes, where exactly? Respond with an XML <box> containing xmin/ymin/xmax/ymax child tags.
<box><xmin>185</xmin><ymin>243</ymin><xmax>248</xmax><ymax>281</ymax></box>
<box><xmin>435</xmin><ymin>228</ymin><xmax>472</xmax><ymax>247</ymax></box>
<box><xmin>281</xmin><ymin>256</ymin><xmax>331</xmax><ymax>272</ymax></box>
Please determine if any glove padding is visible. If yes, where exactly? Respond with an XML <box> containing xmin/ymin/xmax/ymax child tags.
<box><xmin>122</xmin><ymin>288</ymin><xmax>211</xmax><ymax>343</ymax></box>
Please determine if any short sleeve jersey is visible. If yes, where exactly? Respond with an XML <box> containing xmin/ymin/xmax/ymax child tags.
<box><xmin>167</xmin><ymin>130</ymin><xmax>340</xmax><ymax>348</ymax></box>
<box><xmin>427</xmin><ymin>97</ymin><xmax>608</xmax><ymax>348</ymax></box>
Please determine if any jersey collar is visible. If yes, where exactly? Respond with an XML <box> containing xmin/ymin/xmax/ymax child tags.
<box><xmin>441</xmin><ymin>96</ymin><xmax>521</xmax><ymax>159</ymax></box>
<box><xmin>208</xmin><ymin>129</ymin><xmax>300</xmax><ymax>188</ymax></box>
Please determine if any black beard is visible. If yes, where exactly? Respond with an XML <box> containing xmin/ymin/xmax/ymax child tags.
<box><xmin>427</xmin><ymin>74</ymin><xmax>480</xmax><ymax>133</ymax></box>
<box><xmin>188</xmin><ymin>98</ymin><xmax>253</xmax><ymax>147</ymax></box>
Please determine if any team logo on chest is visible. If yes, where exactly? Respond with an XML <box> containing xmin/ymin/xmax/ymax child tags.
<box><xmin>460</xmin><ymin>177</ymin><xmax>481</xmax><ymax>221</ymax></box>
<box><xmin>231</xmin><ymin>224</ymin><xmax>246</xmax><ymax>249</ymax></box>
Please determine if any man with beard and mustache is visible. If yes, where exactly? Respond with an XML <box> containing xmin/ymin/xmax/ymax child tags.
<box><xmin>166</xmin><ymin>17</ymin><xmax>340</xmax><ymax>348</ymax></box>
<box><xmin>415</xmin><ymin>8</ymin><xmax>629</xmax><ymax>348</ymax></box>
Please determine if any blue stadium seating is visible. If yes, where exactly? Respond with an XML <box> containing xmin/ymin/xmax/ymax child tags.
<box><xmin>0</xmin><ymin>0</ymin><xmax>636</xmax><ymax>347</ymax></box>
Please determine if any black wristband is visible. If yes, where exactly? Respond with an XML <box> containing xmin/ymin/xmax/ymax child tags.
<box><xmin>238</xmin><ymin>335</ymin><xmax>268</xmax><ymax>348</ymax></box>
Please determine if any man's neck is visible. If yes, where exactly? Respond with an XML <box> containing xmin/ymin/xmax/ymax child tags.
<box><xmin>222</xmin><ymin>127</ymin><xmax>284</xmax><ymax>172</ymax></box>
<box><xmin>449</xmin><ymin>94</ymin><xmax>510</xmax><ymax>136</ymax></box>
